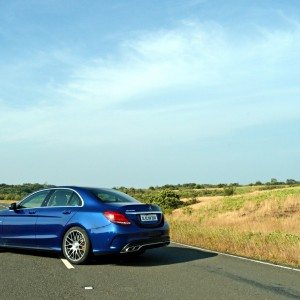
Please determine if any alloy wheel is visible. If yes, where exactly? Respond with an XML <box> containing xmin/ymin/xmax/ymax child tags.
<box><xmin>64</xmin><ymin>229</ymin><xmax>87</xmax><ymax>262</ymax></box>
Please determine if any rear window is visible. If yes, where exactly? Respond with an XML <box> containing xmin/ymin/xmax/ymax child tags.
<box><xmin>89</xmin><ymin>189</ymin><xmax>138</xmax><ymax>203</ymax></box>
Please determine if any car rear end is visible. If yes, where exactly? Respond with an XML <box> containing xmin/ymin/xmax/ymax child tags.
<box><xmin>105</xmin><ymin>203</ymin><xmax>170</xmax><ymax>254</ymax></box>
<box><xmin>85</xmin><ymin>188</ymin><xmax>170</xmax><ymax>255</ymax></box>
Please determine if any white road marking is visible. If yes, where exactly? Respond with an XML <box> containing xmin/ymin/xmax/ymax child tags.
<box><xmin>61</xmin><ymin>258</ymin><xmax>74</xmax><ymax>269</ymax></box>
<box><xmin>84</xmin><ymin>287</ymin><xmax>93</xmax><ymax>290</ymax></box>
<box><xmin>171</xmin><ymin>242</ymin><xmax>300</xmax><ymax>272</ymax></box>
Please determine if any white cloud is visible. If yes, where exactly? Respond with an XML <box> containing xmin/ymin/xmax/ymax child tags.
<box><xmin>1</xmin><ymin>19</ymin><xmax>300</xmax><ymax>147</ymax></box>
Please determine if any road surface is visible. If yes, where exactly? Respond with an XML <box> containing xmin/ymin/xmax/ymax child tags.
<box><xmin>0</xmin><ymin>245</ymin><xmax>299</xmax><ymax>299</ymax></box>
<box><xmin>0</xmin><ymin>204</ymin><xmax>299</xmax><ymax>299</ymax></box>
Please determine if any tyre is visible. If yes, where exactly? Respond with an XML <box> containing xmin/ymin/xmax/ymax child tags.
<box><xmin>62</xmin><ymin>226</ymin><xmax>90</xmax><ymax>264</ymax></box>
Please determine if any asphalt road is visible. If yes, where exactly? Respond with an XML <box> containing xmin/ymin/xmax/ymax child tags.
<box><xmin>0</xmin><ymin>204</ymin><xmax>299</xmax><ymax>300</ymax></box>
<box><xmin>0</xmin><ymin>245</ymin><xmax>299</xmax><ymax>299</ymax></box>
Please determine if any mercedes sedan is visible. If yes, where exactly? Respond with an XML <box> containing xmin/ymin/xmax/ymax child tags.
<box><xmin>0</xmin><ymin>187</ymin><xmax>170</xmax><ymax>264</ymax></box>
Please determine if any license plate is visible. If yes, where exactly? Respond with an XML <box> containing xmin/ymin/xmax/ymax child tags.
<box><xmin>140</xmin><ymin>214</ymin><xmax>158</xmax><ymax>222</ymax></box>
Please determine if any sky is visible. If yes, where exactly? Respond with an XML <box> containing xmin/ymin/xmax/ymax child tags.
<box><xmin>0</xmin><ymin>0</ymin><xmax>300</xmax><ymax>187</ymax></box>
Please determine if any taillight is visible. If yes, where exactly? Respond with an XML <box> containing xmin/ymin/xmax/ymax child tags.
<box><xmin>103</xmin><ymin>211</ymin><xmax>131</xmax><ymax>225</ymax></box>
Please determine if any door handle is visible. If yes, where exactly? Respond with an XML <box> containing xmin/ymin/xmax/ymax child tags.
<box><xmin>29</xmin><ymin>211</ymin><xmax>36</xmax><ymax>215</ymax></box>
<box><xmin>63</xmin><ymin>211</ymin><xmax>71</xmax><ymax>215</ymax></box>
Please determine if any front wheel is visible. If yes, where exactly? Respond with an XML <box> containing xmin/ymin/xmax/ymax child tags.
<box><xmin>62</xmin><ymin>227</ymin><xmax>90</xmax><ymax>264</ymax></box>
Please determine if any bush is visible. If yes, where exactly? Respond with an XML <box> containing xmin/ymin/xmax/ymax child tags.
<box><xmin>223</xmin><ymin>186</ymin><xmax>235</xmax><ymax>196</ymax></box>
<box><xmin>184</xmin><ymin>198</ymin><xmax>198</xmax><ymax>206</ymax></box>
<box><xmin>152</xmin><ymin>189</ymin><xmax>183</xmax><ymax>210</ymax></box>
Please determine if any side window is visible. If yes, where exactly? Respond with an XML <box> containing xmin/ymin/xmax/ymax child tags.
<box><xmin>20</xmin><ymin>190</ymin><xmax>50</xmax><ymax>209</ymax></box>
<box><xmin>47</xmin><ymin>190</ymin><xmax>73</xmax><ymax>207</ymax></box>
<box><xmin>68</xmin><ymin>192</ymin><xmax>82</xmax><ymax>207</ymax></box>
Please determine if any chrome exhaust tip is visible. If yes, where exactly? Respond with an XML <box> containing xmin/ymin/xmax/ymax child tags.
<box><xmin>133</xmin><ymin>245</ymin><xmax>141</xmax><ymax>251</ymax></box>
<box><xmin>121</xmin><ymin>244</ymin><xmax>142</xmax><ymax>253</ymax></box>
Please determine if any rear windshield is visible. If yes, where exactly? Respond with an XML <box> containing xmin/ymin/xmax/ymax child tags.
<box><xmin>89</xmin><ymin>188</ymin><xmax>139</xmax><ymax>203</ymax></box>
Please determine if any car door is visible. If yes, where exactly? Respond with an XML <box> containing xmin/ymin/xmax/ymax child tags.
<box><xmin>2</xmin><ymin>190</ymin><xmax>51</xmax><ymax>247</ymax></box>
<box><xmin>35</xmin><ymin>189</ymin><xmax>82</xmax><ymax>250</ymax></box>
<box><xmin>0</xmin><ymin>209</ymin><xmax>4</xmax><ymax>246</ymax></box>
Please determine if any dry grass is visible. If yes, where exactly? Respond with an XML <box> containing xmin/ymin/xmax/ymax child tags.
<box><xmin>167</xmin><ymin>187</ymin><xmax>300</xmax><ymax>267</ymax></box>
<box><xmin>0</xmin><ymin>200</ymin><xmax>14</xmax><ymax>204</ymax></box>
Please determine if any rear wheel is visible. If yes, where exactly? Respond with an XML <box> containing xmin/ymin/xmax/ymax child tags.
<box><xmin>62</xmin><ymin>227</ymin><xmax>90</xmax><ymax>264</ymax></box>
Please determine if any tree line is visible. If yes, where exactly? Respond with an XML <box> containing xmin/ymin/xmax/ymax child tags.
<box><xmin>0</xmin><ymin>179</ymin><xmax>299</xmax><ymax>210</ymax></box>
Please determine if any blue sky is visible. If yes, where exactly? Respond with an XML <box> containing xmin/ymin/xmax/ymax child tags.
<box><xmin>0</xmin><ymin>0</ymin><xmax>299</xmax><ymax>187</ymax></box>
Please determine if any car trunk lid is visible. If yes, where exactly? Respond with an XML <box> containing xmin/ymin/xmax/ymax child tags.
<box><xmin>104</xmin><ymin>203</ymin><xmax>163</xmax><ymax>228</ymax></box>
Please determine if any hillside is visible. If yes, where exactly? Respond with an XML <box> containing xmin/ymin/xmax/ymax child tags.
<box><xmin>167</xmin><ymin>187</ymin><xmax>300</xmax><ymax>267</ymax></box>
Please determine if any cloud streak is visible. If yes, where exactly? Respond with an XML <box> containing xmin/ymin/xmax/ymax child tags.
<box><xmin>1</xmin><ymin>19</ymin><xmax>300</xmax><ymax>144</ymax></box>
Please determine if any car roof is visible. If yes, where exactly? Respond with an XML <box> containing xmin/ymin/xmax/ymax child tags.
<box><xmin>56</xmin><ymin>186</ymin><xmax>116</xmax><ymax>192</ymax></box>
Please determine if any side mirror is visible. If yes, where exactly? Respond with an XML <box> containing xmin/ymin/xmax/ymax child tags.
<box><xmin>9</xmin><ymin>202</ymin><xmax>17</xmax><ymax>210</ymax></box>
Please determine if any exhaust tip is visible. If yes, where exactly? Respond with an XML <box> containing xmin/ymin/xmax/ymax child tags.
<box><xmin>133</xmin><ymin>246</ymin><xmax>141</xmax><ymax>251</ymax></box>
<box><xmin>121</xmin><ymin>244</ymin><xmax>141</xmax><ymax>253</ymax></box>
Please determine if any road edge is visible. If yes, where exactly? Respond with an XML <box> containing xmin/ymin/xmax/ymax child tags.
<box><xmin>171</xmin><ymin>241</ymin><xmax>300</xmax><ymax>272</ymax></box>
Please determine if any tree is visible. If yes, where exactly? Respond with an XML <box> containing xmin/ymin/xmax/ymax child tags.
<box><xmin>270</xmin><ymin>178</ymin><xmax>278</xmax><ymax>185</ymax></box>
<box><xmin>286</xmin><ymin>179</ymin><xmax>297</xmax><ymax>185</ymax></box>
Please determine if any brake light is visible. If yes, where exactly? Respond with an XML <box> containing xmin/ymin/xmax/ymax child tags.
<box><xmin>103</xmin><ymin>211</ymin><xmax>131</xmax><ymax>225</ymax></box>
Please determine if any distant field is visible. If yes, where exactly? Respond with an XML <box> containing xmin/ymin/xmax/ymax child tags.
<box><xmin>167</xmin><ymin>186</ymin><xmax>300</xmax><ymax>267</ymax></box>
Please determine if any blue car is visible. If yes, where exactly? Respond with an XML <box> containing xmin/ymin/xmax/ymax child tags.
<box><xmin>0</xmin><ymin>187</ymin><xmax>170</xmax><ymax>264</ymax></box>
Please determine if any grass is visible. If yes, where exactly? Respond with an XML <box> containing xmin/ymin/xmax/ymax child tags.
<box><xmin>0</xmin><ymin>200</ymin><xmax>14</xmax><ymax>204</ymax></box>
<box><xmin>167</xmin><ymin>186</ymin><xmax>300</xmax><ymax>267</ymax></box>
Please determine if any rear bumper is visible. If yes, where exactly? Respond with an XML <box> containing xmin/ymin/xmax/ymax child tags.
<box><xmin>120</xmin><ymin>237</ymin><xmax>170</xmax><ymax>253</ymax></box>
<box><xmin>90</xmin><ymin>222</ymin><xmax>170</xmax><ymax>255</ymax></box>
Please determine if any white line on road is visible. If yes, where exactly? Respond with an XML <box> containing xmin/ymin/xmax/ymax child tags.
<box><xmin>61</xmin><ymin>258</ymin><xmax>74</xmax><ymax>269</ymax></box>
<box><xmin>171</xmin><ymin>242</ymin><xmax>300</xmax><ymax>272</ymax></box>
